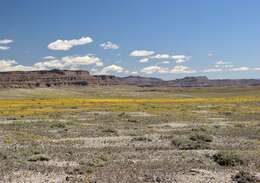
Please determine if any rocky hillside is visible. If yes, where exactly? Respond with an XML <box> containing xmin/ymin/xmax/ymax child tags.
<box><xmin>0</xmin><ymin>69</ymin><xmax>260</xmax><ymax>88</ymax></box>
<box><xmin>0</xmin><ymin>70</ymin><xmax>97</xmax><ymax>88</ymax></box>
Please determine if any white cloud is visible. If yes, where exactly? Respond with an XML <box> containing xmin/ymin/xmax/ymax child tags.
<box><xmin>170</xmin><ymin>65</ymin><xmax>196</xmax><ymax>74</ymax></box>
<box><xmin>141</xmin><ymin>66</ymin><xmax>169</xmax><ymax>74</ymax></box>
<box><xmin>171</xmin><ymin>55</ymin><xmax>189</xmax><ymax>60</ymax></box>
<box><xmin>0</xmin><ymin>59</ymin><xmax>17</xmax><ymax>68</ymax></box>
<box><xmin>172</xmin><ymin>55</ymin><xmax>191</xmax><ymax>64</ymax></box>
<box><xmin>150</xmin><ymin>54</ymin><xmax>170</xmax><ymax>59</ymax></box>
<box><xmin>132</xmin><ymin>51</ymin><xmax>191</xmax><ymax>65</ymax></box>
<box><xmin>0</xmin><ymin>59</ymin><xmax>34</xmax><ymax>71</ymax></box>
<box><xmin>223</xmin><ymin>64</ymin><xmax>234</xmax><ymax>68</ymax></box>
<box><xmin>208</xmin><ymin>53</ymin><xmax>213</xmax><ymax>57</ymax></box>
<box><xmin>62</xmin><ymin>55</ymin><xmax>103</xmax><ymax>66</ymax></box>
<box><xmin>48</xmin><ymin>36</ymin><xmax>93</xmax><ymax>51</ymax></box>
<box><xmin>0</xmin><ymin>39</ymin><xmax>13</xmax><ymax>44</ymax></box>
<box><xmin>216</xmin><ymin>60</ymin><xmax>229</xmax><ymax>65</ymax></box>
<box><xmin>139</xmin><ymin>58</ymin><xmax>149</xmax><ymax>63</ymax></box>
<box><xmin>214</xmin><ymin>60</ymin><xmax>234</xmax><ymax>69</ymax></box>
<box><xmin>10</xmin><ymin>65</ymin><xmax>34</xmax><ymax>71</ymax></box>
<box><xmin>130</xmin><ymin>50</ymin><xmax>155</xmax><ymax>57</ymax></box>
<box><xmin>43</xmin><ymin>56</ymin><xmax>56</xmax><ymax>60</ymax></box>
<box><xmin>100</xmin><ymin>41</ymin><xmax>119</xmax><ymax>50</ymax></box>
<box><xmin>149</xmin><ymin>53</ymin><xmax>190</xmax><ymax>63</ymax></box>
<box><xmin>100</xmin><ymin>64</ymin><xmax>125</xmax><ymax>74</ymax></box>
<box><xmin>229</xmin><ymin>67</ymin><xmax>249</xmax><ymax>72</ymax></box>
<box><xmin>141</xmin><ymin>65</ymin><xmax>195</xmax><ymax>74</ymax></box>
<box><xmin>0</xmin><ymin>46</ymin><xmax>10</xmax><ymax>50</ymax></box>
<box><xmin>131</xmin><ymin>71</ymin><xmax>138</xmax><ymax>75</ymax></box>
<box><xmin>34</xmin><ymin>54</ymin><xmax>103</xmax><ymax>70</ymax></box>
<box><xmin>175</xmin><ymin>59</ymin><xmax>186</xmax><ymax>64</ymax></box>
<box><xmin>202</xmin><ymin>68</ymin><xmax>223</xmax><ymax>73</ymax></box>
<box><xmin>160</xmin><ymin>61</ymin><xmax>170</xmax><ymax>64</ymax></box>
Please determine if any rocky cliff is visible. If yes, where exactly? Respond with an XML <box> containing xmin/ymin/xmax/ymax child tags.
<box><xmin>0</xmin><ymin>70</ymin><xmax>260</xmax><ymax>88</ymax></box>
<box><xmin>0</xmin><ymin>69</ymin><xmax>97</xmax><ymax>88</ymax></box>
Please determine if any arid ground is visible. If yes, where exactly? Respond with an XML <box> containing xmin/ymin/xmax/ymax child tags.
<box><xmin>0</xmin><ymin>86</ymin><xmax>259</xmax><ymax>183</ymax></box>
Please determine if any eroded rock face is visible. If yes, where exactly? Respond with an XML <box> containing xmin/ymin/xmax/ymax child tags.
<box><xmin>165</xmin><ymin>76</ymin><xmax>260</xmax><ymax>87</ymax></box>
<box><xmin>0</xmin><ymin>70</ymin><xmax>98</xmax><ymax>88</ymax></box>
<box><xmin>0</xmin><ymin>70</ymin><xmax>260</xmax><ymax>88</ymax></box>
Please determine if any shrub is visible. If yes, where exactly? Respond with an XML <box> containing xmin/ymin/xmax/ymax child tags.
<box><xmin>0</xmin><ymin>152</ymin><xmax>7</xmax><ymax>160</ymax></box>
<box><xmin>232</xmin><ymin>170</ymin><xmax>258</xmax><ymax>183</ymax></box>
<box><xmin>172</xmin><ymin>137</ymin><xmax>209</xmax><ymax>150</ymax></box>
<box><xmin>51</xmin><ymin>122</ymin><xmax>66</xmax><ymax>128</ymax></box>
<box><xmin>213</xmin><ymin>151</ymin><xmax>244</xmax><ymax>166</ymax></box>
<box><xmin>28</xmin><ymin>154</ymin><xmax>50</xmax><ymax>162</ymax></box>
<box><xmin>172</xmin><ymin>131</ymin><xmax>213</xmax><ymax>150</ymax></box>
<box><xmin>189</xmin><ymin>132</ymin><xmax>213</xmax><ymax>142</ymax></box>
<box><xmin>131</xmin><ymin>136</ymin><xmax>152</xmax><ymax>142</ymax></box>
<box><xmin>102</xmin><ymin>128</ymin><xmax>118</xmax><ymax>135</ymax></box>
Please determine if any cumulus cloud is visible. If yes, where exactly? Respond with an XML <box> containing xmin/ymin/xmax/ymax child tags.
<box><xmin>0</xmin><ymin>39</ymin><xmax>13</xmax><ymax>44</ymax></box>
<box><xmin>48</xmin><ymin>36</ymin><xmax>93</xmax><ymax>51</ymax></box>
<box><xmin>149</xmin><ymin>53</ymin><xmax>190</xmax><ymax>64</ymax></box>
<box><xmin>100</xmin><ymin>41</ymin><xmax>119</xmax><ymax>50</ymax></box>
<box><xmin>202</xmin><ymin>68</ymin><xmax>223</xmax><ymax>73</ymax></box>
<box><xmin>0</xmin><ymin>39</ymin><xmax>13</xmax><ymax>51</ymax></box>
<box><xmin>131</xmin><ymin>50</ymin><xmax>191</xmax><ymax>65</ymax></box>
<box><xmin>0</xmin><ymin>54</ymin><xmax>103</xmax><ymax>72</ymax></box>
<box><xmin>216</xmin><ymin>60</ymin><xmax>229</xmax><ymax>65</ymax></box>
<box><xmin>34</xmin><ymin>54</ymin><xmax>103</xmax><ymax>70</ymax></box>
<box><xmin>175</xmin><ymin>59</ymin><xmax>186</xmax><ymax>64</ymax></box>
<box><xmin>0</xmin><ymin>59</ymin><xmax>34</xmax><ymax>71</ymax></box>
<box><xmin>139</xmin><ymin>58</ymin><xmax>149</xmax><ymax>63</ymax></box>
<box><xmin>150</xmin><ymin>54</ymin><xmax>170</xmax><ymax>59</ymax></box>
<box><xmin>228</xmin><ymin>67</ymin><xmax>249</xmax><ymax>72</ymax></box>
<box><xmin>141</xmin><ymin>65</ymin><xmax>195</xmax><ymax>74</ymax></box>
<box><xmin>170</xmin><ymin>65</ymin><xmax>196</xmax><ymax>74</ymax></box>
<box><xmin>131</xmin><ymin>71</ymin><xmax>138</xmax><ymax>75</ymax></box>
<box><xmin>0</xmin><ymin>46</ymin><xmax>10</xmax><ymax>50</ymax></box>
<box><xmin>130</xmin><ymin>50</ymin><xmax>155</xmax><ymax>57</ymax></box>
<box><xmin>141</xmin><ymin>66</ymin><xmax>167</xmax><ymax>74</ymax></box>
<box><xmin>0</xmin><ymin>59</ymin><xmax>17</xmax><ymax>68</ymax></box>
<box><xmin>214</xmin><ymin>60</ymin><xmax>234</xmax><ymax>69</ymax></box>
<box><xmin>43</xmin><ymin>56</ymin><xmax>56</xmax><ymax>60</ymax></box>
<box><xmin>99</xmin><ymin>64</ymin><xmax>125</xmax><ymax>74</ymax></box>
<box><xmin>171</xmin><ymin>55</ymin><xmax>191</xmax><ymax>64</ymax></box>
<box><xmin>160</xmin><ymin>61</ymin><xmax>170</xmax><ymax>64</ymax></box>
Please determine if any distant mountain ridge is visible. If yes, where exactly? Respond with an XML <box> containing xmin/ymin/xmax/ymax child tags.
<box><xmin>0</xmin><ymin>69</ymin><xmax>260</xmax><ymax>88</ymax></box>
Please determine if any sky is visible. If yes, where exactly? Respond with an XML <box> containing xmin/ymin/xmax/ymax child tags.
<box><xmin>1</xmin><ymin>0</ymin><xmax>260</xmax><ymax>79</ymax></box>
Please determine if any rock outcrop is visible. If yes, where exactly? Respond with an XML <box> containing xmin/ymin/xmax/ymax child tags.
<box><xmin>0</xmin><ymin>70</ymin><xmax>260</xmax><ymax>88</ymax></box>
<box><xmin>0</xmin><ymin>69</ymin><xmax>97</xmax><ymax>88</ymax></box>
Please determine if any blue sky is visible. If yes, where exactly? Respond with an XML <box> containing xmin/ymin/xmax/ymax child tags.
<box><xmin>1</xmin><ymin>0</ymin><xmax>260</xmax><ymax>79</ymax></box>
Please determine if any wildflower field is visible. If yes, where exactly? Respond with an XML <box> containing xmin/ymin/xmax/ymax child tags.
<box><xmin>0</xmin><ymin>86</ymin><xmax>259</xmax><ymax>182</ymax></box>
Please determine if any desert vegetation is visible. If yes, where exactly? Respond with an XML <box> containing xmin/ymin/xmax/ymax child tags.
<box><xmin>0</xmin><ymin>86</ymin><xmax>259</xmax><ymax>182</ymax></box>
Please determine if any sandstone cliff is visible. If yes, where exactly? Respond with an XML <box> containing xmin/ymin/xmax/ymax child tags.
<box><xmin>0</xmin><ymin>70</ymin><xmax>260</xmax><ymax>88</ymax></box>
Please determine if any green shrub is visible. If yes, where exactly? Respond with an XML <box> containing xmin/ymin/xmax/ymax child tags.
<box><xmin>102</xmin><ymin>128</ymin><xmax>118</xmax><ymax>135</ymax></box>
<box><xmin>131</xmin><ymin>136</ymin><xmax>152</xmax><ymax>142</ymax></box>
<box><xmin>172</xmin><ymin>137</ymin><xmax>209</xmax><ymax>150</ymax></box>
<box><xmin>213</xmin><ymin>151</ymin><xmax>244</xmax><ymax>166</ymax></box>
<box><xmin>51</xmin><ymin>122</ymin><xmax>66</xmax><ymax>128</ymax></box>
<box><xmin>189</xmin><ymin>132</ymin><xmax>213</xmax><ymax>142</ymax></box>
<box><xmin>28</xmin><ymin>154</ymin><xmax>50</xmax><ymax>162</ymax></box>
<box><xmin>172</xmin><ymin>131</ymin><xmax>213</xmax><ymax>150</ymax></box>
